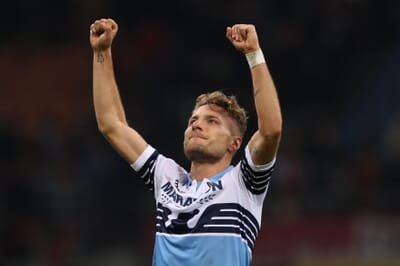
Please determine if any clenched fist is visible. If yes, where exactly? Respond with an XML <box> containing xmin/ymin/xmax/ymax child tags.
<box><xmin>90</xmin><ymin>18</ymin><xmax>119</xmax><ymax>52</ymax></box>
<box><xmin>226</xmin><ymin>24</ymin><xmax>260</xmax><ymax>54</ymax></box>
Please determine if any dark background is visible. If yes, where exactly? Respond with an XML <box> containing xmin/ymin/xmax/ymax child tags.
<box><xmin>1</xmin><ymin>0</ymin><xmax>399</xmax><ymax>265</ymax></box>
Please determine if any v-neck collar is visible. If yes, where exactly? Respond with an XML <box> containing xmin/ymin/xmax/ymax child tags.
<box><xmin>186</xmin><ymin>165</ymin><xmax>233</xmax><ymax>191</ymax></box>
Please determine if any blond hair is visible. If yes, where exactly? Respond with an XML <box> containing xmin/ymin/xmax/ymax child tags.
<box><xmin>193</xmin><ymin>91</ymin><xmax>248</xmax><ymax>137</ymax></box>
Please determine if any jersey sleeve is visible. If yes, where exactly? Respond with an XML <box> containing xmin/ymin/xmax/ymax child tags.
<box><xmin>239</xmin><ymin>145</ymin><xmax>276</xmax><ymax>195</ymax></box>
<box><xmin>130</xmin><ymin>145</ymin><xmax>159</xmax><ymax>192</ymax></box>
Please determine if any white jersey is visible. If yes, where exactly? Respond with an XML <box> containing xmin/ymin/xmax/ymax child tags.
<box><xmin>131</xmin><ymin>144</ymin><xmax>276</xmax><ymax>266</ymax></box>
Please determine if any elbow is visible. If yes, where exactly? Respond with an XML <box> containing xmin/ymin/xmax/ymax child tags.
<box><xmin>259</xmin><ymin>117</ymin><xmax>282</xmax><ymax>140</ymax></box>
<box><xmin>97</xmin><ymin>123</ymin><xmax>112</xmax><ymax>136</ymax></box>
<box><xmin>96</xmin><ymin>119</ymin><xmax>120</xmax><ymax>137</ymax></box>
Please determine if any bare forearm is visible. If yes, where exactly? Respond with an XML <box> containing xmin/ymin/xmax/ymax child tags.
<box><xmin>247</xmin><ymin>59</ymin><xmax>282</xmax><ymax>165</ymax></box>
<box><xmin>93</xmin><ymin>49</ymin><xmax>127</xmax><ymax>132</ymax></box>
<box><xmin>251</xmin><ymin>63</ymin><xmax>282</xmax><ymax>137</ymax></box>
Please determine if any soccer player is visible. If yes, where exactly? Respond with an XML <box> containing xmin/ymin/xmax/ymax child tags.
<box><xmin>90</xmin><ymin>18</ymin><xmax>282</xmax><ymax>266</ymax></box>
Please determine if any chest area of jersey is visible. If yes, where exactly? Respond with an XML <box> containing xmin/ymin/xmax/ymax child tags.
<box><xmin>159</xmin><ymin>177</ymin><xmax>236</xmax><ymax>209</ymax></box>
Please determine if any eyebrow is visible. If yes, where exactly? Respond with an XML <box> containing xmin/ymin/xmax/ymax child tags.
<box><xmin>188</xmin><ymin>114</ymin><xmax>221</xmax><ymax>122</ymax></box>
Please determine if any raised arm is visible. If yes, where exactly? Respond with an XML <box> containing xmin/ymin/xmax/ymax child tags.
<box><xmin>226</xmin><ymin>24</ymin><xmax>282</xmax><ymax>165</ymax></box>
<box><xmin>90</xmin><ymin>18</ymin><xmax>147</xmax><ymax>164</ymax></box>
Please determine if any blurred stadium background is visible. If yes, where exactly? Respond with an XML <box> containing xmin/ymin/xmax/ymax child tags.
<box><xmin>1</xmin><ymin>0</ymin><xmax>399</xmax><ymax>265</ymax></box>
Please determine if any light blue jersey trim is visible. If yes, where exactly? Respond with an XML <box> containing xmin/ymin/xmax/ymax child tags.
<box><xmin>209</xmin><ymin>166</ymin><xmax>234</xmax><ymax>182</ymax></box>
<box><xmin>153</xmin><ymin>233</ymin><xmax>251</xmax><ymax>266</ymax></box>
<box><xmin>187</xmin><ymin>166</ymin><xmax>234</xmax><ymax>191</ymax></box>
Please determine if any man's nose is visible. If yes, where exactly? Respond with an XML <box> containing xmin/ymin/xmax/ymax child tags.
<box><xmin>191</xmin><ymin>119</ymin><xmax>203</xmax><ymax>130</ymax></box>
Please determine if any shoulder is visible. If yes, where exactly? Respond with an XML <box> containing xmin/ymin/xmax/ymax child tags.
<box><xmin>236</xmin><ymin>145</ymin><xmax>276</xmax><ymax>195</ymax></box>
<box><xmin>131</xmin><ymin>144</ymin><xmax>187</xmax><ymax>175</ymax></box>
<box><xmin>241</xmin><ymin>144</ymin><xmax>276</xmax><ymax>172</ymax></box>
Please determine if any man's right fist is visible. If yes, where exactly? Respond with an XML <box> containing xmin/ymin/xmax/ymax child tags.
<box><xmin>90</xmin><ymin>18</ymin><xmax>118</xmax><ymax>52</ymax></box>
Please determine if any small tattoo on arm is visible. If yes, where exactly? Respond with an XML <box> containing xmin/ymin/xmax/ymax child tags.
<box><xmin>97</xmin><ymin>53</ymin><xmax>105</xmax><ymax>63</ymax></box>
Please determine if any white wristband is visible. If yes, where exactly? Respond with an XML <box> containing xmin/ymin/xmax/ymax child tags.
<box><xmin>245</xmin><ymin>49</ymin><xmax>265</xmax><ymax>69</ymax></box>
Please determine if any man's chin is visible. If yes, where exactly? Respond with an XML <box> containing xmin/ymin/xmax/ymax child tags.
<box><xmin>184</xmin><ymin>148</ymin><xmax>219</xmax><ymax>164</ymax></box>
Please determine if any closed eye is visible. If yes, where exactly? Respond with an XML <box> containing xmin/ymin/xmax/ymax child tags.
<box><xmin>208</xmin><ymin>118</ymin><xmax>219</xmax><ymax>124</ymax></box>
<box><xmin>188</xmin><ymin>117</ymin><xmax>197</xmax><ymax>126</ymax></box>
<box><xmin>188</xmin><ymin>115</ymin><xmax>220</xmax><ymax>126</ymax></box>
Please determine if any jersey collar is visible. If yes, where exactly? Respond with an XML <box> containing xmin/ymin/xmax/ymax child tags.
<box><xmin>186</xmin><ymin>165</ymin><xmax>234</xmax><ymax>189</ymax></box>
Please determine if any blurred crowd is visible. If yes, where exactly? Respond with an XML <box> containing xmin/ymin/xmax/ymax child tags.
<box><xmin>1</xmin><ymin>0</ymin><xmax>399</xmax><ymax>265</ymax></box>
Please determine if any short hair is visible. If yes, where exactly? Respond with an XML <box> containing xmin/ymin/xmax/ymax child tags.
<box><xmin>193</xmin><ymin>91</ymin><xmax>248</xmax><ymax>137</ymax></box>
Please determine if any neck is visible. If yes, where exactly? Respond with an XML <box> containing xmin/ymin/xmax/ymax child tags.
<box><xmin>189</xmin><ymin>157</ymin><xmax>232</xmax><ymax>181</ymax></box>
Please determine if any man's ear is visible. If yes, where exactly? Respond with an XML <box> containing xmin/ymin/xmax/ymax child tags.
<box><xmin>228</xmin><ymin>136</ymin><xmax>242</xmax><ymax>153</ymax></box>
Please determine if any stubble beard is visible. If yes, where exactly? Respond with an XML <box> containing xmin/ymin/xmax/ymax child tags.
<box><xmin>183</xmin><ymin>142</ymin><xmax>222</xmax><ymax>164</ymax></box>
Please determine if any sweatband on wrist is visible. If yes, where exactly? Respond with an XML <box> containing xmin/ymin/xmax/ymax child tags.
<box><xmin>245</xmin><ymin>49</ymin><xmax>265</xmax><ymax>69</ymax></box>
